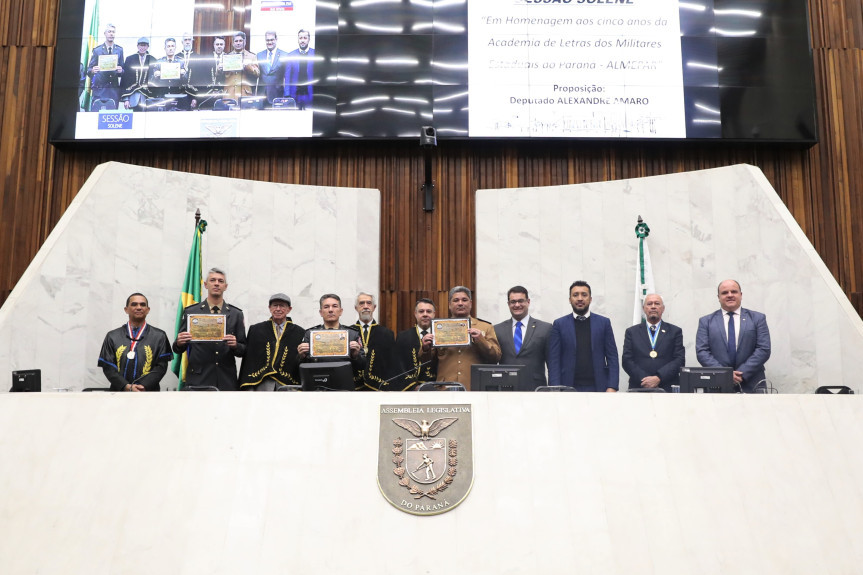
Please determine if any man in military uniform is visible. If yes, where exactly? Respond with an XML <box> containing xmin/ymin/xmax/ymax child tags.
<box><xmin>421</xmin><ymin>286</ymin><xmax>501</xmax><ymax>390</ymax></box>
<box><xmin>173</xmin><ymin>267</ymin><xmax>246</xmax><ymax>390</ymax></box>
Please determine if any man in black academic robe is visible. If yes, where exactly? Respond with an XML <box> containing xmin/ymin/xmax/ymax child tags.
<box><xmin>97</xmin><ymin>293</ymin><xmax>173</xmax><ymax>391</ymax></box>
<box><xmin>353</xmin><ymin>292</ymin><xmax>396</xmax><ymax>391</ymax></box>
<box><xmin>239</xmin><ymin>293</ymin><xmax>305</xmax><ymax>390</ymax></box>
<box><xmin>393</xmin><ymin>298</ymin><xmax>438</xmax><ymax>391</ymax></box>
<box><xmin>120</xmin><ymin>38</ymin><xmax>156</xmax><ymax>111</ymax></box>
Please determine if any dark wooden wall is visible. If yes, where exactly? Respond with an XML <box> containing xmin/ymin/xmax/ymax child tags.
<box><xmin>2</xmin><ymin>1</ymin><xmax>862</xmax><ymax>332</ymax></box>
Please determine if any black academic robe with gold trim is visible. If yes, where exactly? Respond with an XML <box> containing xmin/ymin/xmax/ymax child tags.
<box><xmin>98</xmin><ymin>323</ymin><xmax>173</xmax><ymax>391</ymax></box>
<box><xmin>354</xmin><ymin>320</ymin><xmax>397</xmax><ymax>391</ymax></box>
<box><xmin>239</xmin><ymin>318</ymin><xmax>305</xmax><ymax>388</ymax></box>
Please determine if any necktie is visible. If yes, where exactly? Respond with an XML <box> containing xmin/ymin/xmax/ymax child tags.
<box><xmin>212</xmin><ymin>306</ymin><xmax>220</xmax><ymax>314</ymax></box>
<box><xmin>727</xmin><ymin>311</ymin><xmax>737</xmax><ymax>366</ymax></box>
<box><xmin>107</xmin><ymin>46</ymin><xmax>112</xmax><ymax>55</ymax></box>
<box><xmin>277</xmin><ymin>323</ymin><xmax>283</xmax><ymax>337</ymax></box>
<box><xmin>363</xmin><ymin>324</ymin><xmax>369</xmax><ymax>339</ymax></box>
<box><xmin>514</xmin><ymin>321</ymin><xmax>523</xmax><ymax>354</ymax></box>
<box><xmin>268</xmin><ymin>51</ymin><xmax>273</xmax><ymax>68</ymax></box>
<box><xmin>576</xmin><ymin>315</ymin><xmax>587</xmax><ymax>322</ymax></box>
<box><xmin>650</xmin><ymin>325</ymin><xmax>656</xmax><ymax>336</ymax></box>
<box><xmin>420</xmin><ymin>329</ymin><xmax>428</xmax><ymax>338</ymax></box>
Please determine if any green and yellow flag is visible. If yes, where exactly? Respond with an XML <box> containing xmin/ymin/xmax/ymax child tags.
<box><xmin>171</xmin><ymin>219</ymin><xmax>207</xmax><ymax>388</ymax></box>
<box><xmin>81</xmin><ymin>0</ymin><xmax>100</xmax><ymax>111</ymax></box>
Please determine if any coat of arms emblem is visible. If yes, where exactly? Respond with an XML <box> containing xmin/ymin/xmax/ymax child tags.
<box><xmin>378</xmin><ymin>404</ymin><xmax>473</xmax><ymax>515</ymax></box>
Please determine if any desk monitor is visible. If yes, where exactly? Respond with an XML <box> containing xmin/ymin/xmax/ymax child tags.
<box><xmin>11</xmin><ymin>369</ymin><xmax>41</xmax><ymax>392</ymax></box>
<box><xmin>471</xmin><ymin>364</ymin><xmax>529</xmax><ymax>392</ymax></box>
<box><xmin>679</xmin><ymin>366</ymin><xmax>735</xmax><ymax>394</ymax></box>
<box><xmin>299</xmin><ymin>362</ymin><xmax>355</xmax><ymax>391</ymax></box>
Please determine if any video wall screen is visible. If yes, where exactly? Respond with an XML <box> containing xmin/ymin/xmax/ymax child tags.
<box><xmin>49</xmin><ymin>0</ymin><xmax>817</xmax><ymax>143</ymax></box>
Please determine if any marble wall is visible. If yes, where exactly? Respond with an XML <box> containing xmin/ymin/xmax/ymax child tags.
<box><xmin>476</xmin><ymin>164</ymin><xmax>863</xmax><ymax>393</ymax></box>
<box><xmin>0</xmin><ymin>162</ymin><xmax>380</xmax><ymax>391</ymax></box>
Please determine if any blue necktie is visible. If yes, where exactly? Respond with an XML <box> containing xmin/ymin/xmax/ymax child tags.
<box><xmin>727</xmin><ymin>311</ymin><xmax>737</xmax><ymax>366</ymax></box>
<box><xmin>514</xmin><ymin>321</ymin><xmax>523</xmax><ymax>355</ymax></box>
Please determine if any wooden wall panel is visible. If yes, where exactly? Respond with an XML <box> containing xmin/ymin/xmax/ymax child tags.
<box><xmin>2</xmin><ymin>1</ymin><xmax>863</xmax><ymax>331</ymax></box>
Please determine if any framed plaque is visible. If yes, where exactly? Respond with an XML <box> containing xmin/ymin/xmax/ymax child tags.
<box><xmin>432</xmin><ymin>318</ymin><xmax>471</xmax><ymax>347</ymax></box>
<box><xmin>98</xmin><ymin>54</ymin><xmax>118</xmax><ymax>71</ymax></box>
<box><xmin>310</xmin><ymin>329</ymin><xmax>350</xmax><ymax>358</ymax></box>
<box><xmin>160</xmin><ymin>61</ymin><xmax>181</xmax><ymax>80</ymax></box>
<box><xmin>188</xmin><ymin>314</ymin><xmax>226</xmax><ymax>341</ymax></box>
<box><xmin>222</xmin><ymin>54</ymin><xmax>243</xmax><ymax>72</ymax></box>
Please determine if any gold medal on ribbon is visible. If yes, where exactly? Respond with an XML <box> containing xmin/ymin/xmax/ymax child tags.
<box><xmin>649</xmin><ymin>350</ymin><xmax>657</xmax><ymax>358</ymax></box>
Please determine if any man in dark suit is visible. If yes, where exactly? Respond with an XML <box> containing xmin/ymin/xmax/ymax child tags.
<box><xmin>256</xmin><ymin>31</ymin><xmax>288</xmax><ymax>107</ymax></box>
<box><xmin>353</xmin><ymin>291</ymin><xmax>396</xmax><ymax>390</ymax></box>
<box><xmin>86</xmin><ymin>23</ymin><xmax>124</xmax><ymax>110</ymax></box>
<box><xmin>173</xmin><ymin>267</ymin><xmax>247</xmax><ymax>390</ymax></box>
<box><xmin>696</xmin><ymin>279</ymin><xmax>771</xmax><ymax>393</ymax></box>
<box><xmin>284</xmin><ymin>29</ymin><xmax>314</xmax><ymax>109</ymax></box>
<box><xmin>622</xmin><ymin>294</ymin><xmax>685</xmax><ymax>391</ymax></box>
<box><xmin>494</xmin><ymin>285</ymin><xmax>551</xmax><ymax>390</ymax></box>
<box><xmin>394</xmin><ymin>298</ymin><xmax>437</xmax><ymax>390</ymax></box>
<box><xmin>547</xmin><ymin>280</ymin><xmax>619</xmax><ymax>392</ymax></box>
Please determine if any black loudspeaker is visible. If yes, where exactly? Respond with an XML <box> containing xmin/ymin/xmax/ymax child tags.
<box><xmin>11</xmin><ymin>369</ymin><xmax>41</xmax><ymax>392</ymax></box>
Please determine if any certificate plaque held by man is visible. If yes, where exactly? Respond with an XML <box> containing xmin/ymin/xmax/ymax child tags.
<box><xmin>432</xmin><ymin>318</ymin><xmax>471</xmax><ymax>347</ymax></box>
<box><xmin>222</xmin><ymin>53</ymin><xmax>243</xmax><ymax>72</ymax></box>
<box><xmin>160</xmin><ymin>61</ymin><xmax>181</xmax><ymax>80</ymax></box>
<box><xmin>98</xmin><ymin>54</ymin><xmax>118</xmax><ymax>71</ymax></box>
<box><xmin>188</xmin><ymin>314</ymin><xmax>226</xmax><ymax>341</ymax></box>
<box><xmin>310</xmin><ymin>329</ymin><xmax>350</xmax><ymax>358</ymax></box>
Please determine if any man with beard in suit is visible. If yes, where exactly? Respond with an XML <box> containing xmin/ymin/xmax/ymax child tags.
<box><xmin>547</xmin><ymin>280</ymin><xmax>619</xmax><ymax>392</ymax></box>
<box><xmin>622</xmin><ymin>294</ymin><xmax>685</xmax><ymax>391</ymax></box>
<box><xmin>284</xmin><ymin>29</ymin><xmax>315</xmax><ymax>110</ymax></box>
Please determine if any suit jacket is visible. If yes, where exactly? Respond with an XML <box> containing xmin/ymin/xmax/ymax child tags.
<box><xmin>696</xmin><ymin>308</ymin><xmax>771</xmax><ymax>392</ymax></box>
<box><xmin>622</xmin><ymin>321</ymin><xmax>685</xmax><ymax>391</ymax></box>
<box><xmin>284</xmin><ymin>48</ymin><xmax>315</xmax><ymax>109</ymax></box>
<box><xmin>256</xmin><ymin>48</ymin><xmax>288</xmax><ymax>104</ymax></box>
<box><xmin>172</xmin><ymin>301</ymin><xmax>247</xmax><ymax>391</ymax></box>
<box><xmin>494</xmin><ymin>316</ymin><xmax>551</xmax><ymax>389</ymax></box>
<box><xmin>548</xmin><ymin>313</ymin><xmax>619</xmax><ymax>391</ymax></box>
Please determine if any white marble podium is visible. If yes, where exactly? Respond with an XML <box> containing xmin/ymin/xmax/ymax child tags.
<box><xmin>0</xmin><ymin>392</ymin><xmax>861</xmax><ymax>574</ymax></box>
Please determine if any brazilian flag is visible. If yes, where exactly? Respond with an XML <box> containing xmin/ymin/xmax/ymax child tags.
<box><xmin>171</xmin><ymin>220</ymin><xmax>207</xmax><ymax>388</ymax></box>
<box><xmin>81</xmin><ymin>0</ymin><xmax>100</xmax><ymax>111</ymax></box>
